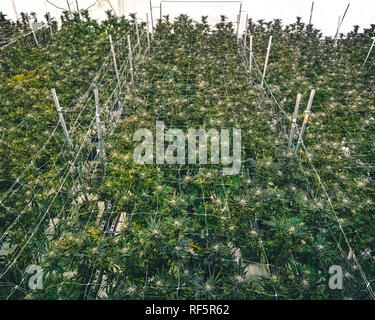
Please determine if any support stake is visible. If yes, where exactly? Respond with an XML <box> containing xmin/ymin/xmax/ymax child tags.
<box><xmin>10</xmin><ymin>0</ymin><xmax>19</xmax><ymax>20</ymax></box>
<box><xmin>236</xmin><ymin>13</ymin><xmax>241</xmax><ymax>44</ymax></box>
<box><xmin>27</xmin><ymin>14</ymin><xmax>38</xmax><ymax>45</ymax></box>
<box><xmin>309</xmin><ymin>1</ymin><xmax>314</xmax><ymax>25</ymax></box>
<box><xmin>75</xmin><ymin>0</ymin><xmax>80</xmax><ymax>19</ymax></box>
<box><xmin>128</xmin><ymin>35</ymin><xmax>134</xmax><ymax>83</ymax></box>
<box><xmin>47</xmin><ymin>12</ymin><xmax>53</xmax><ymax>37</ymax></box>
<box><xmin>135</xmin><ymin>13</ymin><xmax>140</xmax><ymax>47</ymax></box>
<box><xmin>243</xmin><ymin>13</ymin><xmax>248</xmax><ymax>47</ymax></box>
<box><xmin>146</xmin><ymin>13</ymin><xmax>151</xmax><ymax>51</ymax></box>
<box><xmin>52</xmin><ymin>88</ymin><xmax>84</xmax><ymax>187</ymax></box>
<box><xmin>150</xmin><ymin>0</ymin><xmax>154</xmax><ymax>34</ymax></box>
<box><xmin>109</xmin><ymin>34</ymin><xmax>121</xmax><ymax>92</ymax></box>
<box><xmin>249</xmin><ymin>35</ymin><xmax>253</xmax><ymax>73</ymax></box>
<box><xmin>94</xmin><ymin>89</ymin><xmax>105</xmax><ymax>168</ymax></box>
<box><xmin>261</xmin><ymin>35</ymin><xmax>272</xmax><ymax>88</ymax></box>
<box><xmin>66</xmin><ymin>0</ymin><xmax>72</xmax><ymax>19</ymax></box>
<box><xmin>334</xmin><ymin>3</ymin><xmax>350</xmax><ymax>46</ymax></box>
<box><xmin>288</xmin><ymin>93</ymin><xmax>302</xmax><ymax>148</ymax></box>
<box><xmin>363</xmin><ymin>37</ymin><xmax>375</xmax><ymax>67</ymax></box>
<box><xmin>296</xmin><ymin>90</ymin><xmax>315</xmax><ymax>154</ymax></box>
<box><xmin>52</xmin><ymin>89</ymin><xmax>73</xmax><ymax>149</ymax></box>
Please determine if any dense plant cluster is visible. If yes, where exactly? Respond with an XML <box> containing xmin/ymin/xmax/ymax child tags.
<box><xmin>0</xmin><ymin>12</ymin><xmax>374</xmax><ymax>300</ymax></box>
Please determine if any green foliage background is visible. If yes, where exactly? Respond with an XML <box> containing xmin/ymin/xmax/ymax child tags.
<box><xmin>0</xmin><ymin>10</ymin><xmax>374</xmax><ymax>300</ymax></box>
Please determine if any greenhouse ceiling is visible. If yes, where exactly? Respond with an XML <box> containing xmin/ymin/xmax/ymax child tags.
<box><xmin>1</xmin><ymin>0</ymin><xmax>375</xmax><ymax>36</ymax></box>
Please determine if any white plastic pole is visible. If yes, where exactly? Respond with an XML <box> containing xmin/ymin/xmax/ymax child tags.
<box><xmin>237</xmin><ymin>2</ymin><xmax>242</xmax><ymax>44</ymax></box>
<box><xmin>52</xmin><ymin>88</ymin><xmax>85</xmax><ymax>187</ymax></box>
<box><xmin>127</xmin><ymin>35</ymin><xmax>134</xmax><ymax>83</ymax></box>
<box><xmin>94</xmin><ymin>89</ymin><xmax>105</xmax><ymax>166</ymax></box>
<box><xmin>27</xmin><ymin>14</ymin><xmax>38</xmax><ymax>45</ymax></box>
<box><xmin>146</xmin><ymin>13</ymin><xmax>151</xmax><ymax>50</ymax></box>
<box><xmin>363</xmin><ymin>38</ymin><xmax>375</xmax><ymax>67</ymax></box>
<box><xmin>261</xmin><ymin>36</ymin><xmax>272</xmax><ymax>88</ymax></box>
<box><xmin>288</xmin><ymin>93</ymin><xmax>302</xmax><ymax>148</ymax></box>
<box><xmin>243</xmin><ymin>13</ymin><xmax>248</xmax><ymax>46</ymax></box>
<box><xmin>296</xmin><ymin>90</ymin><xmax>315</xmax><ymax>153</ymax></box>
<box><xmin>10</xmin><ymin>0</ymin><xmax>19</xmax><ymax>20</ymax></box>
<box><xmin>249</xmin><ymin>35</ymin><xmax>253</xmax><ymax>73</ymax></box>
<box><xmin>149</xmin><ymin>0</ymin><xmax>154</xmax><ymax>34</ymax></box>
<box><xmin>236</xmin><ymin>13</ymin><xmax>241</xmax><ymax>44</ymax></box>
<box><xmin>47</xmin><ymin>12</ymin><xmax>53</xmax><ymax>37</ymax></box>
<box><xmin>135</xmin><ymin>13</ymin><xmax>140</xmax><ymax>47</ymax></box>
<box><xmin>109</xmin><ymin>34</ymin><xmax>120</xmax><ymax>90</ymax></box>
<box><xmin>51</xmin><ymin>89</ymin><xmax>73</xmax><ymax>149</ymax></box>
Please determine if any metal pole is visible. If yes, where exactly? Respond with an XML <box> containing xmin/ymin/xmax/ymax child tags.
<box><xmin>94</xmin><ymin>89</ymin><xmax>105</xmax><ymax>167</ymax></box>
<box><xmin>288</xmin><ymin>93</ymin><xmax>302</xmax><ymax>148</ymax></box>
<box><xmin>75</xmin><ymin>0</ymin><xmax>80</xmax><ymax>20</ymax></box>
<box><xmin>66</xmin><ymin>0</ymin><xmax>72</xmax><ymax>19</ymax></box>
<box><xmin>150</xmin><ymin>0</ymin><xmax>154</xmax><ymax>34</ymax></box>
<box><xmin>261</xmin><ymin>35</ymin><xmax>272</xmax><ymax>88</ymax></box>
<box><xmin>52</xmin><ymin>89</ymin><xmax>73</xmax><ymax>149</ymax></box>
<box><xmin>107</xmin><ymin>0</ymin><xmax>118</xmax><ymax>17</ymax></box>
<box><xmin>296</xmin><ymin>90</ymin><xmax>315</xmax><ymax>153</ymax></box>
<box><xmin>146</xmin><ymin>13</ymin><xmax>151</xmax><ymax>50</ymax></box>
<box><xmin>27</xmin><ymin>14</ymin><xmax>39</xmax><ymax>45</ymax></box>
<box><xmin>334</xmin><ymin>3</ymin><xmax>350</xmax><ymax>46</ymax></box>
<box><xmin>127</xmin><ymin>35</ymin><xmax>134</xmax><ymax>83</ymax></box>
<box><xmin>309</xmin><ymin>1</ymin><xmax>314</xmax><ymax>25</ymax></box>
<box><xmin>160</xmin><ymin>2</ymin><xmax>162</xmax><ymax>20</ymax></box>
<box><xmin>363</xmin><ymin>37</ymin><xmax>375</xmax><ymax>67</ymax></box>
<box><xmin>334</xmin><ymin>15</ymin><xmax>341</xmax><ymax>47</ymax></box>
<box><xmin>249</xmin><ymin>35</ymin><xmax>253</xmax><ymax>73</ymax></box>
<box><xmin>135</xmin><ymin>13</ymin><xmax>140</xmax><ymax>47</ymax></box>
<box><xmin>109</xmin><ymin>35</ymin><xmax>121</xmax><ymax>91</ymax></box>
